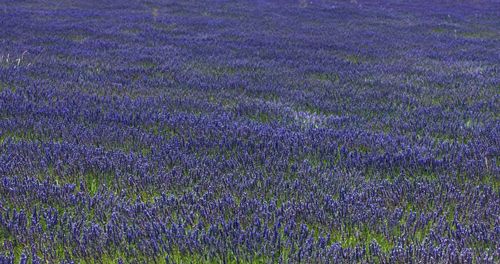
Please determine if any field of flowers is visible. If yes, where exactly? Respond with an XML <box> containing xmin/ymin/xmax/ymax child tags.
<box><xmin>0</xmin><ymin>0</ymin><xmax>499</xmax><ymax>263</ymax></box>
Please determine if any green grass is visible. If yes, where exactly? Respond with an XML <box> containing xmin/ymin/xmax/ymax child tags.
<box><xmin>431</xmin><ymin>27</ymin><xmax>446</xmax><ymax>33</ymax></box>
<box><xmin>138</xmin><ymin>60</ymin><xmax>158</xmax><ymax>69</ymax></box>
<box><xmin>345</xmin><ymin>54</ymin><xmax>361</xmax><ymax>64</ymax></box>
<box><xmin>460</xmin><ymin>30</ymin><xmax>499</xmax><ymax>39</ymax></box>
<box><xmin>328</xmin><ymin>224</ymin><xmax>394</xmax><ymax>253</ymax></box>
<box><xmin>0</xmin><ymin>80</ymin><xmax>15</xmax><ymax>92</ymax></box>
<box><xmin>309</xmin><ymin>72</ymin><xmax>340</xmax><ymax>84</ymax></box>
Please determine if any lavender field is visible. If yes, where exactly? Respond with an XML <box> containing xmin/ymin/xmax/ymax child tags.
<box><xmin>0</xmin><ymin>0</ymin><xmax>499</xmax><ymax>263</ymax></box>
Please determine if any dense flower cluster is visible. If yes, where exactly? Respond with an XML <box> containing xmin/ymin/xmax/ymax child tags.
<box><xmin>0</xmin><ymin>0</ymin><xmax>499</xmax><ymax>263</ymax></box>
